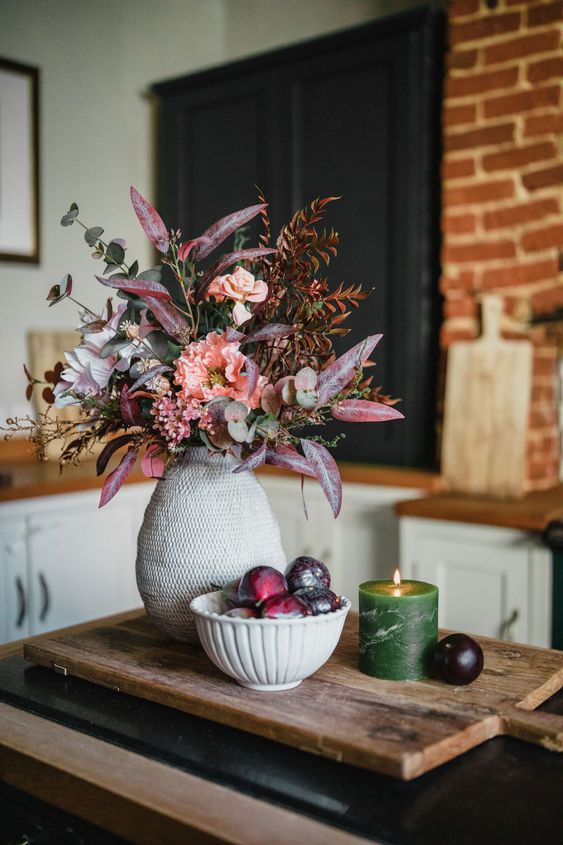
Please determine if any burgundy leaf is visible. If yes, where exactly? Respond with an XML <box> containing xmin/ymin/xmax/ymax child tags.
<box><xmin>331</xmin><ymin>400</ymin><xmax>405</xmax><ymax>423</ymax></box>
<box><xmin>143</xmin><ymin>296</ymin><xmax>190</xmax><ymax>342</ymax></box>
<box><xmin>120</xmin><ymin>384</ymin><xmax>144</xmax><ymax>427</ymax></box>
<box><xmin>96</xmin><ymin>433</ymin><xmax>135</xmax><ymax>477</ymax></box>
<box><xmin>204</xmin><ymin>396</ymin><xmax>232</xmax><ymax>449</ymax></box>
<box><xmin>316</xmin><ymin>334</ymin><xmax>383</xmax><ymax>406</ymax></box>
<box><xmin>232</xmin><ymin>442</ymin><xmax>267</xmax><ymax>474</ymax></box>
<box><xmin>301</xmin><ymin>439</ymin><xmax>342</xmax><ymax>518</ymax></box>
<box><xmin>130</xmin><ymin>186</ymin><xmax>169</xmax><ymax>253</ymax></box>
<box><xmin>25</xmin><ymin>383</ymin><xmax>33</xmax><ymax>401</ymax></box>
<box><xmin>23</xmin><ymin>363</ymin><xmax>34</xmax><ymax>383</ymax></box>
<box><xmin>128</xmin><ymin>364</ymin><xmax>172</xmax><ymax>393</ymax></box>
<box><xmin>178</xmin><ymin>237</ymin><xmax>210</xmax><ymax>262</ymax></box>
<box><xmin>245</xmin><ymin>356</ymin><xmax>260</xmax><ymax>400</ymax></box>
<box><xmin>141</xmin><ymin>444</ymin><xmax>165</xmax><ymax>479</ymax></box>
<box><xmin>193</xmin><ymin>204</ymin><xmax>267</xmax><ymax>261</ymax></box>
<box><xmin>42</xmin><ymin>387</ymin><xmax>55</xmax><ymax>405</ymax></box>
<box><xmin>99</xmin><ymin>447</ymin><xmax>139</xmax><ymax>507</ymax></box>
<box><xmin>226</xmin><ymin>327</ymin><xmax>247</xmax><ymax>343</ymax></box>
<box><xmin>265</xmin><ymin>445</ymin><xmax>316</xmax><ymax>478</ymax></box>
<box><xmin>196</xmin><ymin>247</ymin><xmax>276</xmax><ymax>302</ymax></box>
<box><xmin>95</xmin><ymin>275</ymin><xmax>172</xmax><ymax>301</ymax></box>
<box><xmin>245</xmin><ymin>323</ymin><xmax>298</xmax><ymax>343</ymax></box>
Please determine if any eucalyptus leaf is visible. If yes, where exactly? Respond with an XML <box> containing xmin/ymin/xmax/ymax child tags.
<box><xmin>84</xmin><ymin>226</ymin><xmax>104</xmax><ymax>246</ymax></box>
<box><xmin>146</xmin><ymin>330</ymin><xmax>169</xmax><ymax>360</ymax></box>
<box><xmin>100</xmin><ymin>335</ymin><xmax>129</xmax><ymax>359</ymax></box>
<box><xmin>138</xmin><ymin>267</ymin><xmax>162</xmax><ymax>283</ymax></box>
<box><xmin>60</xmin><ymin>203</ymin><xmax>79</xmax><ymax>227</ymax></box>
<box><xmin>106</xmin><ymin>241</ymin><xmax>125</xmax><ymax>265</ymax></box>
<box><xmin>128</xmin><ymin>259</ymin><xmax>139</xmax><ymax>278</ymax></box>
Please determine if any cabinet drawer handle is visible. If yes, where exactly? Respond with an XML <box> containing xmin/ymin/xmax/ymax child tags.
<box><xmin>38</xmin><ymin>572</ymin><xmax>50</xmax><ymax>622</ymax></box>
<box><xmin>499</xmin><ymin>608</ymin><xmax>519</xmax><ymax>641</ymax></box>
<box><xmin>15</xmin><ymin>576</ymin><xmax>26</xmax><ymax>628</ymax></box>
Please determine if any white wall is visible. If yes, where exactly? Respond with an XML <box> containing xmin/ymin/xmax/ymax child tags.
<box><xmin>0</xmin><ymin>0</ymin><xmax>424</xmax><ymax>418</ymax></box>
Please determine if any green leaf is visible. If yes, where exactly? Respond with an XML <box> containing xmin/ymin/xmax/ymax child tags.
<box><xmin>165</xmin><ymin>342</ymin><xmax>182</xmax><ymax>363</ymax></box>
<box><xmin>128</xmin><ymin>259</ymin><xmax>139</xmax><ymax>278</ymax></box>
<box><xmin>60</xmin><ymin>202</ymin><xmax>79</xmax><ymax>227</ymax></box>
<box><xmin>46</xmin><ymin>284</ymin><xmax>61</xmax><ymax>302</ymax></box>
<box><xmin>84</xmin><ymin>226</ymin><xmax>104</xmax><ymax>246</ymax></box>
<box><xmin>100</xmin><ymin>335</ymin><xmax>129</xmax><ymax>359</ymax></box>
<box><xmin>146</xmin><ymin>330</ymin><xmax>169</xmax><ymax>360</ymax></box>
<box><xmin>106</xmin><ymin>241</ymin><xmax>125</xmax><ymax>265</ymax></box>
<box><xmin>138</xmin><ymin>267</ymin><xmax>162</xmax><ymax>282</ymax></box>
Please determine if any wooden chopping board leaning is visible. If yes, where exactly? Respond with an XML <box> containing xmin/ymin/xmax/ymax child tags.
<box><xmin>441</xmin><ymin>295</ymin><xmax>533</xmax><ymax>498</ymax></box>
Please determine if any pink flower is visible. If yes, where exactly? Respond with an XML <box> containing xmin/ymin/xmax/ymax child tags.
<box><xmin>207</xmin><ymin>267</ymin><xmax>268</xmax><ymax>325</ymax></box>
<box><xmin>174</xmin><ymin>331</ymin><xmax>266</xmax><ymax>408</ymax></box>
<box><xmin>151</xmin><ymin>394</ymin><xmax>201</xmax><ymax>446</ymax></box>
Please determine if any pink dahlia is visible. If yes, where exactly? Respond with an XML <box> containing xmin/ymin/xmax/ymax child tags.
<box><xmin>174</xmin><ymin>331</ymin><xmax>265</xmax><ymax>408</ymax></box>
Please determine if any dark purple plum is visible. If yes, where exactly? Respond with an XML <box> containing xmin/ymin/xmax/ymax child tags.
<box><xmin>294</xmin><ymin>588</ymin><xmax>341</xmax><ymax>615</ymax></box>
<box><xmin>223</xmin><ymin>607</ymin><xmax>257</xmax><ymax>619</ymax></box>
<box><xmin>285</xmin><ymin>556</ymin><xmax>330</xmax><ymax>592</ymax></box>
<box><xmin>238</xmin><ymin>565</ymin><xmax>287</xmax><ymax>608</ymax></box>
<box><xmin>260</xmin><ymin>594</ymin><xmax>309</xmax><ymax>619</ymax></box>
<box><xmin>433</xmin><ymin>633</ymin><xmax>484</xmax><ymax>685</ymax></box>
<box><xmin>221</xmin><ymin>577</ymin><xmax>241</xmax><ymax>607</ymax></box>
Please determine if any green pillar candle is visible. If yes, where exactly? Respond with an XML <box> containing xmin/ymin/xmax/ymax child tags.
<box><xmin>359</xmin><ymin>578</ymin><xmax>438</xmax><ymax>681</ymax></box>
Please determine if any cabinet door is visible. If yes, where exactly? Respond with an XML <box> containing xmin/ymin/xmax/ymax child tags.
<box><xmin>401</xmin><ymin>519</ymin><xmax>533</xmax><ymax>643</ymax></box>
<box><xmin>0</xmin><ymin>517</ymin><xmax>30</xmax><ymax>643</ymax></box>
<box><xmin>26</xmin><ymin>492</ymin><xmax>142</xmax><ymax>635</ymax></box>
<box><xmin>259</xmin><ymin>475</ymin><xmax>322</xmax><ymax>565</ymax></box>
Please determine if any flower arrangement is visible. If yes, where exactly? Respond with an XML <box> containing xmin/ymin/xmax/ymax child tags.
<box><xmin>6</xmin><ymin>189</ymin><xmax>403</xmax><ymax>515</ymax></box>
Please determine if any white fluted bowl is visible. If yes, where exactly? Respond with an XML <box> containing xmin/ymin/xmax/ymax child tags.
<box><xmin>190</xmin><ymin>591</ymin><xmax>351</xmax><ymax>692</ymax></box>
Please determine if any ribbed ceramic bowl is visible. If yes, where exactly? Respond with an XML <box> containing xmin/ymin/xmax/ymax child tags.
<box><xmin>190</xmin><ymin>591</ymin><xmax>351</xmax><ymax>691</ymax></box>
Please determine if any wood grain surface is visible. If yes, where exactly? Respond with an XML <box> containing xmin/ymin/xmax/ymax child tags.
<box><xmin>24</xmin><ymin>613</ymin><xmax>563</xmax><ymax>781</ymax></box>
<box><xmin>0</xmin><ymin>702</ymin><xmax>373</xmax><ymax>845</ymax></box>
<box><xmin>441</xmin><ymin>295</ymin><xmax>533</xmax><ymax>499</ymax></box>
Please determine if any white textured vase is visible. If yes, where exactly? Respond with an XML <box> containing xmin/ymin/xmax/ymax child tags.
<box><xmin>136</xmin><ymin>447</ymin><xmax>286</xmax><ymax>642</ymax></box>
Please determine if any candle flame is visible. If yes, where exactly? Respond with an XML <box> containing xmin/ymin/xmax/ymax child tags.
<box><xmin>394</xmin><ymin>569</ymin><xmax>401</xmax><ymax>588</ymax></box>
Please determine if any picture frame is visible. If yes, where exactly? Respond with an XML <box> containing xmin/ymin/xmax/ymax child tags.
<box><xmin>0</xmin><ymin>58</ymin><xmax>40</xmax><ymax>263</ymax></box>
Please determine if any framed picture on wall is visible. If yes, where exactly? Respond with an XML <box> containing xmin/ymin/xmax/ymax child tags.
<box><xmin>0</xmin><ymin>58</ymin><xmax>40</xmax><ymax>263</ymax></box>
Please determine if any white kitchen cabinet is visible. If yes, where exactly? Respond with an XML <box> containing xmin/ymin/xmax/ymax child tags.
<box><xmin>261</xmin><ymin>475</ymin><xmax>423</xmax><ymax>608</ymax></box>
<box><xmin>0</xmin><ymin>517</ymin><xmax>30</xmax><ymax>642</ymax></box>
<box><xmin>0</xmin><ymin>482</ymin><xmax>154</xmax><ymax>643</ymax></box>
<box><xmin>399</xmin><ymin>517</ymin><xmax>552</xmax><ymax>647</ymax></box>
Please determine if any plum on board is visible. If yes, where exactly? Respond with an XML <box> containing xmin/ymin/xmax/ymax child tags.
<box><xmin>238</xmin><ymin>566</ymin><xmax>287</xmax><ymax>608</ymax></box>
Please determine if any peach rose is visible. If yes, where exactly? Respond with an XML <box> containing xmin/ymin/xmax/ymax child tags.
<box><xmin>207</xmin><ymin>266</ymin><xmax>268</xmax><ymax>325</ymax></box>
<box><xmin>174</xmin><ymin>331</ymin><xmax>266</xmax><ymax>408</ymax></box>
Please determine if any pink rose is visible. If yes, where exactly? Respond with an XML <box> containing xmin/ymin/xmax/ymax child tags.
<box><xmin>174</xmin><ymin>331</ymin><xmax>266</xmax><ymax>408</ymax></box>
<box><xmin>207</xmin><ymin>266</ymin><xmax>268</xmax><ymax>325</ymax></box>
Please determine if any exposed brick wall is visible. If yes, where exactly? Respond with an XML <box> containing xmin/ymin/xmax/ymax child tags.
<box><xmin>441</xmin><ymin>0</ymin><xmax>563</xmax><ymax>491</ymax></box>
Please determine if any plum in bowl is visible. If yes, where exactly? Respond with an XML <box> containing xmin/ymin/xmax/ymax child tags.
<box><xmin>190</xmin><ymin>590</ymin><xmax>351</xmax><ymax>692</ymax></box>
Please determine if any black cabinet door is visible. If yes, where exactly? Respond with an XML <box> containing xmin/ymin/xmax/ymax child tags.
<box><xmin>153</xmin><ymin>7</ymin><xmax>443</xmax><ymax>468</ymax></box>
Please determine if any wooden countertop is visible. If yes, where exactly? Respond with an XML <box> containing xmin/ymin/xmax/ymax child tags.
<box><xmin>396</xmin><ymin>486</ymin><xmax>563</xmax><ymax>533</ymax></box>
<box><xmin>0</xmin><ymin>439</ymin><xmax>440</xmax><ymax>503</ymax></box>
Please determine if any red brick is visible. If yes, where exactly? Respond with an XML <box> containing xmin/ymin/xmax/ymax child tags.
<box><xmin>443</xmin><ymin>239</ymin><xmax>517</xmax><ymax>263</ymax></box>
<box><xmin>440</xmin><ymin>270</ymin><xmax>477</xmax><ymax>293</ymax></box>
<box><xmin>531</xmin><ymin>284</ymin><xmax>563</xmax><ymax>314</ymax></box>
<box><xmin>482</xmin><ymin>258</ymin><xmax>558</xmax><ymax>288</ymax></box>
<box><xmin>446</xmin><ymin>66</ymin><xmax>519</xmax><ymax>98</ymax></box>
<box><xmin>448</xmin><ymin>48</ymin><xmax>479</xmax><ymax>70</ymax></box>
<box><xmin>442</xmin><ymin>212</ymin><xmax>478</xmax><ymax>234</ymax></box>
<box><xmin>527</xmin><ymin>1</ymin><xmax>562</xmax><ymax>27</ymax></box>
<box><xmin>533</xmin><ymin>356</ymin><xmax>558</xmax><ymax>376</ymax></box>
<box><xmin>527</xmin><ymin>56</ymin><xmax>563</xmax><ymax>84</ymax></box>
<box><xmin>440</xmin><ymin>325</ymin><xmax>478</xmax><ymax>347</ymax></box>
<box><xmin>524</xmin><ymin>112</ymin><xmax>563</xmax><ymax>136</ymax></box>
<box><xmin>444</xmin><ymin>122</ymin><xmax>514</xmax><ymax>152</ymax></box>
<box><xmin>482</xmin><ymin>141</ymin><xmax>557</xmax><ymax>172</ymax></box>
<box><xmin>444</xmin><ymin>297</ymin><xmax>478</xmax><ymax>318</ymax></box>
<box><xmin>484</xmin><ymin>31</ymin><xmax>560</xmax><ymax>65</ymax></box>
<box><xmin>530</xmin><ymin>408</ymin><xmax>558</xmax><ymax>427</ymax></box>
<box><xmin>527</xmin><ymin>459</ymin><xmax>559</xmax><ymax>480</ymax></box>
<box><xmin>522</xmin><ymin>163</ymin><xmax>563</xmax><ymax>191</ymax></box>
<box><xmin>484</xmin><ymin>86</ymin><xmax>560</xmax><ymax>119</ymax></box>
<box><xmin>442</xmin><ymin>157</ymin><xmax>476</xmax><ymax>180</ymax></box>
<box><xmin>443</xmin><ymin>103</ymin><xmax>477</xmax><ymax>127</ymax></box>
<box><xmin>483</xmin><ymin>198</ymin><xmax>560</xmax><ymax>230</ymax></box>
<box><xmin>450</xmin><ymin>0</ymin><xmax>480</xmax><ymax>17</ymax></box>
<box><xmin>450</xmin><ymin>13</ymin><xmax>521</xmax><ymax>45</ymax></box>
<box><xmin>532</xmin><ymin>382</ymin><xmax>556</xmax><ymax>403</ymax></box>
<box><xmin>522</xmin><ymin>223</ymin><xmax>563</xmax><ymax>252</ymax></box>
<box><xmin>443</xmin><ymin>179</ymin><xmax>515</xmax><ymax>207</ymax></box>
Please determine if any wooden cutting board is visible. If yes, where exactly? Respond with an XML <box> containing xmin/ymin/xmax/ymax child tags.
<box><xmin>24</xmin><ymin>613</ymin><xmax>563</xmax><ymax>781</ymax></box>
<box><xmin>441</xmin><ymin>295</ymin><xmax>533</xmax><ymax>498</ymax></box>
